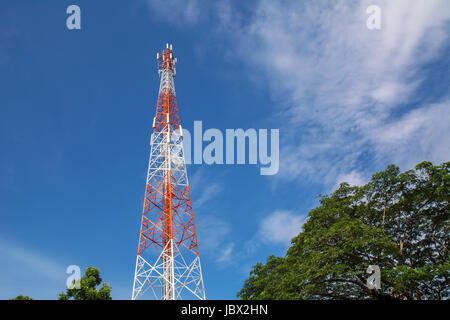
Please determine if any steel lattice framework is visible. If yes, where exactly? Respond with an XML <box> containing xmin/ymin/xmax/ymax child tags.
<box><xmin>132</xmin><ymin>44</ymin><xmax>206</xmax><ymax>300</ymax></box>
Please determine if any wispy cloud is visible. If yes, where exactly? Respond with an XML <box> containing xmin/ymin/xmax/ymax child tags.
<box><xmin>238</xmin><ymin>210</ymin><xmax>306</xmax><ymax>263</ymax></box>
<box><xmin>197</xmin><ymin>214</ymin><xmax>230</xmax><ymax>251</ymax></box>
<box><xmin>370</xmin><ymin>100</ymin><xmax>450</xmax><ymax>169</ymax></box>
<box><xmin>145</xmin><ymin>0</ymin><xmax>203</xmax><ymax>26</ymax></box>
<box><xmin>193</xmin><ymin>183</ymin><xmax>222</xmax><ymax>208</ymax></box>
<box><xmin>216</xmin><ymin>243</ymin><xmax>234</xmax><ymax>264</ymax></box>
<box><xmin>213</xmin><ymin>0</ymin><xmax>450</xmax><ymax>186</ymax></box>
<box><xmin>0</xmin><ymin>238</ymin><xmax>65</xmax><ymax>282</ymax></box>
<box><xmin>333</xmin><ymin>171</ymin><xmax>367</xmax><ymax>190</ymax></box>
<box><xmin>257</xmin><ymin>211</ymin><xmax>306</xmax><ymax>247</ymax></box>
<box><xmin>196</xmin><ymin>214</ymin><xmax>235</xmax><ymax>266</ymax></box>
<box><xmin>189</xmin><ymin>168</ymin><xmax>222</xmax><ymax>209</ymax></box>
<box><xmin>189</xmin><ymin>168</ymin><xmax>233</xmax><ymax>264</ymax></box>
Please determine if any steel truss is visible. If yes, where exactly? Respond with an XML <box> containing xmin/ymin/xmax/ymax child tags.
<box><xmin>132</xmin><ymin>44</ymin><xmax>205</xmax><ymax>300</ymax></box>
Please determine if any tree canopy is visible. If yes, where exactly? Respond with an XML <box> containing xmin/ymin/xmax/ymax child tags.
<box><xmin>238</xmin><ymin>161</ymin><xmax>449</xmax><ymax>300</ymax></box>
<box><xmin>59</xmin><ymin>266</ymin><xmax>112</xmax><ymax>300</ymax></box>
<box><xmin>10</xmin><ymin>295</ymin><xmax>33</xmax><ymax>300</ymax></box>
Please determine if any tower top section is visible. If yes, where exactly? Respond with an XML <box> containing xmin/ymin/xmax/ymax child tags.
<box><xmin>157</xmin><ymin>43</ymin><xmax>177</xmax><ymax>76</ymax></box>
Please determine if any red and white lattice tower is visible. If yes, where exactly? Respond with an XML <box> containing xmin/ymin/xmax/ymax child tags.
<box><xmin>132</xmin><ymin>44</ymin><xmax>206</xmax><ymax>300</ymax></box>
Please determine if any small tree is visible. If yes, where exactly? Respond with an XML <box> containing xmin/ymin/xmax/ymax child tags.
<box><xmin>10</xmin><ymin>295</ymin><xmax>33</xmax><ymax>300</ymax></box>
<box><xmin>59</xmin><ymin>267</ymin><xmax>112</xmax><ymax>300</ymax></box>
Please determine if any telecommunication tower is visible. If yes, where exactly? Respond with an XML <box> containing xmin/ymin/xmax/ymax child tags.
<box><xmin>132</xmin><ymin>44</ymin><xmax>206</xmax><ymax>300</ymax></box>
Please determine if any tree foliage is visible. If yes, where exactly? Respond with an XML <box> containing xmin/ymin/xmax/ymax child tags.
<box><xmin>59</xmin><ymin>267</ymin><xmax>112</xmax><ymax>300</ymax></box>
<box><xmin>238</xmin><ymin>161</ymin><xmax>449</xmax><ymax>300</ymax></box>
<box><xmin>10</xmin><ymin>295</ymin><xmax>33</xmax><ymax>300</ymax></box>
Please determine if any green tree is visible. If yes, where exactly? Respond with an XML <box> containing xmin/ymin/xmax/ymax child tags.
<box><xmin>59</xmin><ymin>267</ymin><xmax>112</xmax><ymax>300</ymax></box>
<box><xmin>10</xmin><ymin>295</ymin><xmax>33</xmax><ymax>300</ymax></box>
<box><xmin>238</xmin><ymin>161</ymin><xmax>449</xmax><ymax>300</ymax></box>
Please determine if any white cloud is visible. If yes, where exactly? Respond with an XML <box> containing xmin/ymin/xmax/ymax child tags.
<box><xmin>196</xmin><ymin>214</ymin><xmax>236</xmax><ymax>266</ymax></box>
<box><xmin>334</xmin><ymin>171</ymin><xmax>367</xmax><ymax>190</ymax></box>
<box><xmin>196</xmin><ymin>215</ymin><xmax>230</xmax><ymax>251</ymax></box>
<box><xmin>146</xmin><ymin>0</ymin><xmax>203</xmax><ymax>26</ymax></box>
<box><xmin>258</xmin><ymin>211</ymin><xmax>305</xmax><ymax>247</ymax></box>
<box><xmin>190</xmin><ymin>170</ymin><xmax>231</xmax><ymax>261</ymax></box>
<box><xmin>216</xmin><ymin>243</ymin><xmax>234</xmax><ymax>263</ymax></box>
<box><xmin>0</xmin><ymin>238</ymin><xmax>66</xmax><ymax>283</ymax></box>
<box><xmin>193</xmin><ymin>183</ymin><xmax>222</xmax><ymax>208</ymax></box>
<box><xmin>189</xmin><ymin>168</ymin><xmax>222</xmax><ymax>208</ymax></box>
<box><xmin>371</xmin><ymin>101</ymin><xmax>450</xmax><ymax>169</ymax></box>
<box><xmin>214</xmin><ymin>0</ymin><xmax>450</xmax><ymax>185</ymax></box>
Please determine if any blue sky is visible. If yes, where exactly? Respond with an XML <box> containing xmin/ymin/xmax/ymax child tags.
<box><xmin>0</xmin><ymin>0</ymin><xmax>449</xmax><ymax>299</ymax></box>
